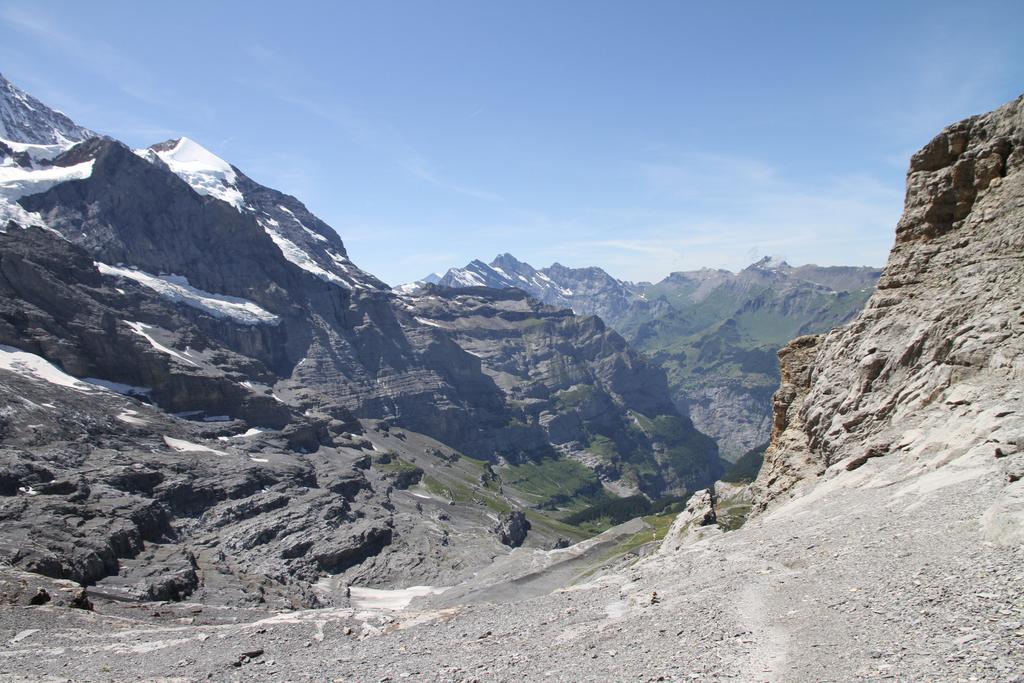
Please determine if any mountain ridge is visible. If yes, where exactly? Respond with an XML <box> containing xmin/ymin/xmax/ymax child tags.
<box><xmin>0</xmin><ymin>72</ymin><xmax>95</xmax><ymax>145</ymax></box>
<box><xmin>416</xmin><ymin>252</ymin><xmax>881</xmax><ymax>461</ymax></box>
<box><xmin>0</xmin><ymin>74</ymin><xmax>721</xmax><ymax>605</ymax></box>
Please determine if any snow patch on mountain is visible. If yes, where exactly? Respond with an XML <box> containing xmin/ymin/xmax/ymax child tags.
<box><xmin>393</xmin><ymin>282</ymin><xmax>422</xmax><ymax>294</ymax></box>
<box><xmin>97</xmin><ymin>263</ymin><xmax>280</xmax><ymax>325</ymax></box>
<box><xmin>0</xmin><ymin>158</ymin><xmax>95</xmax><ymax>231</ymax></box>
<box><xmin>0</xmin><ymin>344</ymin><xmax>96</xmax><ymax>392</ymax></box>
<box><xmin>1</xmin><ymin>139</ymin><xmax>68</xmax><ymax>165</ymax></box>
<box><xmin>124</xmin><ymin>321</ymin><xmax>200</xmax><ymax>367</ymax></box>
<box><xmin>279</xmin><ymin>205</ymin><xmax>327</xmax><ymax>243</ymax></box>
<box><xmin>152</xmin><ymin>137</ymin><xmax>245</xmax><ymax>210</ymax></box>
<box><xmin>0</xmin><ymin>159</ymin><xmax>95</xmax><ymax>199</ymax></box>
<box><xmin>257</xmin><ymin>215</ymin><xmax>351</xmax><ymax>287</ymax></box>
<box><xmin>82</xmin><ymin>377</ymin><xmax>151</xmax><ymax>396</ymax></box>
<box><xmin>413</xmin><ymin>316</ymin><xmax>447</xmax><ymax>328</ymax></box>
<box><xmin>393</xmin><ymin>270</ymin><xmax>447</xmax><ymax>293</ymax></box>
<box><xmin>0</xmin><ymin>73</ymin><xmax>95</xmax><ymax>145</ymax></box>
<box><xmin>750</xmin><ymin>255</ymin><xmax>791</xmax><ymax>271</ymax></box>
<box><xmin>440</xmin><ymin>260</ymin><xmax>512</xmax><ymax>289</ymax></box>
<box><xmin>163</xmin><ymin>436</ymin><xmax>227</xmax><ymax>456</ymax></box>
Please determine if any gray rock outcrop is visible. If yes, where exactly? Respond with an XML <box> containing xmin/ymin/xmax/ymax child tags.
<box><xmin>752</xmin><ymin>95</ymin><xmax>1024</xmax><ymax>546</ymax></box>
<box><xmin>494</xmin><ymin>510</ymin><xmax>531</xmax><ymax>548</ymax></box>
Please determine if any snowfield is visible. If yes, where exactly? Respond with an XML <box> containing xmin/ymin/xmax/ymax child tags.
<box><xmin>151</xmin><ymin>137</ymin><xmax>245</xmax><ymax>210</ymax></box>
<box><xmin>258</xmin><ymin>215</ymin><xmax>349</xmax><ymax>286</ymax></box>
<box><xmin>97</xmin><ymin>263</ymin><xmax>280</xmax><ymax>325</ymax></box>
<box><xmin>0</xmin><ymin>157</ymin><xmax>95</xmax><ymax>230</ymax></box>
<box><xmin>0</xmin><ymin>344</ymin><xmax>96</xmax><ymax>392</ymax></box>
<box><xmin>124</xmin><ymin>321</ymin><xmax>200</xmax><ymax>367</ymax></box>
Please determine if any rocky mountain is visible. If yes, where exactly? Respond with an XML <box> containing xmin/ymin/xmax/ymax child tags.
<box><xmin>753</xmin><ymin>93</ymin><xmax>1024</xmax><ymax>528</ymax></box>
<box><xmin>400</xmin><ymin>285</ymin><xmax>719</xmax><ymax>497</ymax></box>
<box><xmin>434</xmin><ymin>253</ymin><xmax>638</xmax><ymax>323</ymax></box>
<box><xmin>0</xmin><ymin>74</ymin><xmax>95</xmax><ymax>145</ymax></box>
<box><xmin>625</xmin><ymin>258</ymin><xmax>880</xmax><ymax>464</ymax></box>
<box><xmin>0</xmin><ymin>74</ymin><xmax>720</xmax><ymax>606</ymax></box>
<box><xmin>2</xmin><ymin>93</ymin><xmax>1020</xmax><ymax>683</ymax></box>
<box><xmin>422</xmin><ymin>252</ymin><xmax>880</xmax><ymax>462</ymax></box>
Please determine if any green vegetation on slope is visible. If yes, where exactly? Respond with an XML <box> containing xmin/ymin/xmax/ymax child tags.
<box><xmin>722</xmin><ymin>442</ymin><xmax>768</xmax><ymax>483</ymax></box>
<box><xmin>500</xmin><ymin>457</ymin><xmax>604</xmax><ymax>508</ymax></box>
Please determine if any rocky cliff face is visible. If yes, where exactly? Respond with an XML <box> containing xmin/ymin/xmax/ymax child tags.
<box><xmin>753</xmin><ymin>95</ymin><xmax>1024</xmax><ymax>545</ymax></box>
<box><xmin>0</xmin><ymin>74</ymin><xmax>94</xmax><ymax>145</ymax></box>
<box><xmin>425</xmin><ymin>253</ymin><xmax>879</xmax><ymax>462</ymax></box>
<box><xmin>0</xmin><ymin>74</ymin><xmax>724</xmax><ymax>604</ymax></box>
<box><xmin>402</xmin><ymin>285</ymin><xmax>720</xmax><ymax>496</ymax></box>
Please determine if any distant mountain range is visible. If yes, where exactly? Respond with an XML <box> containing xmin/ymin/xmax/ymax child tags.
<box><xmin>407</xmin><ymin>254</ymin><xmax>881</xmax><ymax>462</ymax></box>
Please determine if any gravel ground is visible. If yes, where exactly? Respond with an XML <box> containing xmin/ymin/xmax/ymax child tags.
<box><xmin>0</xmin><ymin>443</ymin><xmax>1020</xmax><ymax>682</ymax></box>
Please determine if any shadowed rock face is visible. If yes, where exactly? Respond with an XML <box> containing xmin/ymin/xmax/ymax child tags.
<box><xmin>494</xmin><ymin>510</ymin><xmax>531</xmax><ymax>547</ymax></box>
<box><xmin>753</xmin><ymin>95</ymin><xmax>1024</xmax><ymax>543</ymax></box>
<box><xmin>0</xmin><ymin>75</ymin><xmax>723</xmax><ymax>605</ymax></box>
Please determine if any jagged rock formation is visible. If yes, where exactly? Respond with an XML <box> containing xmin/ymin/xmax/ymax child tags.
<box><xmin>421</xmin><ymin>253</ymin><xmax>879</xmax><ymax>462</ymax></box>
<box><xmin>0</xmin><ymin>74</ymin><xmax>722</xmax><ymax>605</ymax></box>
<box><xmin>0</xmin><ymin>74</ymin><xmax>94</xmax><ymax>145</ymax></box>
<box><xmin>753</xmin><ymin>94</ymin><xmax>1024</xmax><ymax>546</ymax></box>
<box><xmin>494</xmin><ymin>510</ymin><xmax>531</xmax><ymax>547</ymax></box>
<box><xmin>402</xmin><ymin>285</ymin><xmax>720</xmax><ymax>496</ymax></box>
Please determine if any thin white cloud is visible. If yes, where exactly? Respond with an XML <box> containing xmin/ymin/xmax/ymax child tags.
<box><xmin>524</xmin><ymin>154</ymin><xmax>903</xmax><ymax>282</ymax></box>
<box><xmin>402</xmin><ymin>157</ymin><xmax>501</xmax><ymax>201</ymax></box>
<box><xmin>235</xmin><ymin>76</ymin><xmax>500</xmax><ymax>202</ymax></box>
<box><xmin>0</xmin><ymin>3</ymin><xmax>168</xmax><ymax>107</ymax></box>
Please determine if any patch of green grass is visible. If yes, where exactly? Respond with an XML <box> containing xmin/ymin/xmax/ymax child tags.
<box><xmin>523</xmin><ymin>509</ymin><xmax>590</xmax><ymax>541</ymax></box>
<box><xmin>722</xmin><ymin>443</ymin><xmax>767</xmax><ymax>483</ymax></box>
<box><xmin>501</xmin><ymin>457</ymin><xmax>602</xmax><ymax>506</ymax></box>
<box><xmin>420</xmin><ymin>474</ymin><xmax>513</xmax><ymax>513</ymax></box>
<box><xmin>458</xmin><ymin>454</ymin><xmax>491</xmax><ymax>470</ymax></box>
<box><xmin>376</xmin><ymin>457</ymin><xmax>419</xmax><ymax>475</ymax></box>
<box><xmin>717</xmin><ymin>500</ymin><xmax>753</xmax><ymax>531</ymax></box>
<box><xmin>480</xmin><ymin>494</ymin><xmax>513</xmax><ymax>514</ymax></box>
<box><xmin>585</xmin><ymin>434</ymin><xmax>619</xmax><ymax>460</ymax></box>
<box><xmin>421</xmin><ymin>475</ymin><xmax>475</xmax><ymax>503</ymax></box>
<box><xmin>607</xmin><ymin>511</ymin><xmax>681</xmax><ymax>557</ymax></box>
<box><xmin>562</xmin><ymin>493</ymin><xmax>687</xmax><ymax>535</ymax></box>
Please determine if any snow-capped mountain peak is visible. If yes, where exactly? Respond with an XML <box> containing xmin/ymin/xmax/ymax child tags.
<box><xmin>750</xmin><ymin>255</ymin><xmax>791</xmax><ymax>271</ymax></box>
<box><xmin>0</xmin><ymin>73</ymin><xmax>95</xmax><ymax>146</ymax></box>
<box><xmin>0</xmin><ymin>75</ymin><xmax>386</xmax><ymax>293</ymax></box>
<box><xmin>149</xmin><ymin>137</ymin><xmax>245</xmax><ymax>211</ymax></box>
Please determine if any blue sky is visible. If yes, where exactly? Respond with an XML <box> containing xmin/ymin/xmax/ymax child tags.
<box><xmin>2</xmin><ymin>1</ymin><xmax>1022</xmax><ymax>285</ymax></box>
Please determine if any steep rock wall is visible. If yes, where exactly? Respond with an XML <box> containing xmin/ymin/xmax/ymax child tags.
<box><xmin>753</xmin><ymin>95</ymin><xmax>1024</xmax><ymax>544</ymax></box>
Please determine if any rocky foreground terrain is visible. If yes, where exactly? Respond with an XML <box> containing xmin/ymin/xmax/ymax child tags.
<box><xmin>0</xmin><ymin>80</ymin><xmax>1022</xmax><ymax>681</ymax></box>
